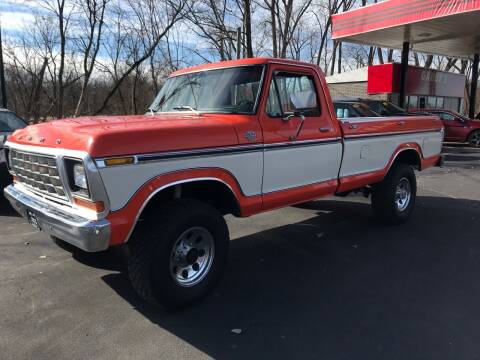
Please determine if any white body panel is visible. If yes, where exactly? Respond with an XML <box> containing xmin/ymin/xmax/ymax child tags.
<box><xmin>340</xmin><ymin>130</ymin><xmax>443</xmax><ymax>177</ymax></box>
<box><xmin>99</xmin><ymin>151</ymin><xmax>263</xmax><ymax>211</ymax></box>
<box><xmin>99</xmin><ymin>129</ymin><xmax>442</xmax><ymax>212</ymax></box>
<box><xmin>262</xmin><ymin>142</ymin><xmax>342</xmax><ymax>193</ymax></box>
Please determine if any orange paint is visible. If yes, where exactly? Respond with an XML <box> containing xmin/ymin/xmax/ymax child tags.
<box><xmin>5</xmin><ymin>58</ymin><xmax>445</xmax><ymax>248</ymax></box>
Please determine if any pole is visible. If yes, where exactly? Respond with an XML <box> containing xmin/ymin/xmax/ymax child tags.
<box><xmin>399</xmin><ymin>41</ymin><xmax>409</xmax><ymax>109</ymax></box>
<box><xmin>0</xmin><ymin>21</ymin><xmax>7</xmax><ymax>108</ymax></box>
<box><xmin>469</xmin><ymin>53</ymin><xmax>479</xmax><ymax>118</ymax></box>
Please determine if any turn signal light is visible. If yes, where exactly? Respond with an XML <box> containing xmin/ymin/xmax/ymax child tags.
<box><xmin>104</xmin><ymin>157</ymin><xmax>134</xmax><ymax>166</ymax></box>
<box><xmin>74</xmin><ymin>197</ymin><xmax>105</xmax><ymax>213</ymax></box>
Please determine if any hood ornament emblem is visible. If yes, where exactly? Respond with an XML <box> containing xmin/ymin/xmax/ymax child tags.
<box><xmin>56</xmin><ymin>139</ymin><xmax>61</xmax><ymax>145</ymax></box>
<box><xmin>27</xmin><ymin>136</ymin><xmax>32</xmax><ymax>141</ymax></box>
<box><xmin>39</xmin><ymin>137</ymin><xmax>45</xmax><ymax>143</ymax></box>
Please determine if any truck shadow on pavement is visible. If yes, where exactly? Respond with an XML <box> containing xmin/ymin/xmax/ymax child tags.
<box><xmin>0</xmin><ymin>196</ymin><xmax>19</xmax><ymax>217</ymax></box>
<box><xmin>92</xmin><ymin>195</ymin><xmax>480</xmax><ymax>359</ymax></box>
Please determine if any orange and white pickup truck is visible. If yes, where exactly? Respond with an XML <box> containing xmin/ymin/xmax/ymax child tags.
<box><xmin>4</xmin><ymin>58</ymin><xmax>443</xmax><ymax>308</ymax></box>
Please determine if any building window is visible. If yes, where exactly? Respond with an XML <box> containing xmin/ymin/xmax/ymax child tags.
<box><xmin>427</xmin><ymin>96</ymin><xmax>437</xmax><ymax>109</ymax></box>
<box><xmin>408</xmin><ymin>96</ymin><xmax>418</xmax><ymax>109</ymax></box>
<box><xmin>436</xmin><ymin>97</ymin><xmax>444</xmax><ymax>109</ymax></box>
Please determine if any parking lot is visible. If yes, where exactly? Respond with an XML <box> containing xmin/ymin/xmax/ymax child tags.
<box><xmin>1</xmin><ymin>145</ymin><xmax>480</xmax><ymax>360</ymax></box>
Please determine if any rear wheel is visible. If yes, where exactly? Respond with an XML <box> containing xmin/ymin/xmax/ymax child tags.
<box><xmin>371</xmin><ymin>163</ymin><xmax>416</xmax><ymax>225</ymax></box>
<box><xmin>468</xmin><ymin>130</ymin><xmax>480</xmax><ymax>147</ymax></box>
<box><xmin>128</xmin><ymin>199</ymin><xmax>229</xmax><ymax>309</ymax></box>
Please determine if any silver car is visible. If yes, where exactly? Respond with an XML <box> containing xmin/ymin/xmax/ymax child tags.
<box><xmin>1</xmin><ymin>109</ymin><xmax>27</xmax><ymax>186</ymax></box>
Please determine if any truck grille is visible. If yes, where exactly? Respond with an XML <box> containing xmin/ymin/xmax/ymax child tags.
<box><xmin>8</xmin><ymin>149</ymin><xmax>68</xmax><ymax>201</ymax></box>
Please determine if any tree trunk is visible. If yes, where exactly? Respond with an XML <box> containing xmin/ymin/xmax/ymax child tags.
<box><xmin>280</xmin><ymin>0</ymin><xmax>293</xmax><ymax>58</ymax></box>
<box><xmin>269</xmin><ymin>0</ymin><xmax>277</xmax><ymax>58</ymax></box>
<box><xmin>413</xmin><ymin>53</ymin><xmax>420</xmax><ymax>66</ymax></box>
<box><xmin>31</xmin><ymin>58</ymin><xmax>48</xmax><ymax>122</ymax></box>
<box><xmin>377</xmin><ymin>48</ymin><xmax>384</xmax><ymax>64</ymax></box>
<box><xmin>330</xmin><ymin>41</ymin><xmax>338</xmax><ymax>75</ymax></box>
<box><xmin>424</xmin><ymin>55</ymin><xmax>433</xmax><ymax>69</ymax></box>
<box><xmin>337</xmin><ymin>42</ymin><xmax>342</xmax><ymax>74</ymax></box>
<box><xmin>387</xmin><ymin>49</ymin><xmax>394</xmax><ymax>63</ymax></box>
<box><xmin>57</xmin><ymin>0</ymin><xmax>66</xmax><ymax>119</ymax></box>
<box><xmin>243</xmin><ymin>0</ymin><xmax>253</xmax><ymax>58</ymax></box>
<box><xmin>368</xmin><ymin>47</ymin><xmax>374</xmax><ymax>66</ymax></box>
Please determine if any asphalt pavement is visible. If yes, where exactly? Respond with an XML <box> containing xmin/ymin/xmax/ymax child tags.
<box><xmin>1</xmin><ymin>145</ymin><xmax>480</xmax><ymax>360</ymax></box>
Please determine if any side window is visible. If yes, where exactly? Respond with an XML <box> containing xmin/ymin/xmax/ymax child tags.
<box><xmin>437</xmin><ymin>112</ymin><xmax>455</xmax><ymax>121</ymax></box>
<box><xmin>334</xmin><ymin>104</ymin><xmax>353</xmax><ymax>119</ymax></box>
<box><xmin>265</xmin><ymin>72</ymin><xmax>320</xmax><ymax>117</ymax></box>
<box><xmin>336</xmin><ymin>108</ymin><xmax>345</xmax><ymax>118</ymax></box>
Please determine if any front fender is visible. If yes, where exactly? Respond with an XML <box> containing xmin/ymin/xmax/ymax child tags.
<box><xmin>106</xmin><ymin>168</ymin><xmax>261</xmax><ymax>245</ymax></box>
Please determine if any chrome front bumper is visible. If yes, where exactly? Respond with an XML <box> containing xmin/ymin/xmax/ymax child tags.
<box><xmin>4</xmin><ymin>185</ymin><xmax>111</xmax><ymax>252</ymax></box>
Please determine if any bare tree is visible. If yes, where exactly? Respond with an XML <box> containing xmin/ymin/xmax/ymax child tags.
<box><xmin>94</xmin><ymin>0</ymin><xmax>188</xmax><ymax>114</ymax></box>
<box><xmin>36</xmin><ymin>0</ymin><xmax>76</xmax><ymax>119</ymax></box>
<box><xmin>236</xmin><ymin>0</ymin><xmax>254</xmax><ymax>58</ymax></box>
<box><xmin>73</xmin><ymin>0</ymin><xmax>109</xmax><ymax>116</ymax></box>
<box><xmin>314</xmin><ymin>0</ymin><xmax>353</xmax><ymax>67</ymax></box>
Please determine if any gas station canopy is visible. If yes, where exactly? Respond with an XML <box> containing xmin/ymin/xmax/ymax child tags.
<box><xmin>332</xmin><ymin>0</ymin><xmax>480</xmax><ymax>59</ymax></box>
<box><xmin>332</xmin><ymin>0</ymin><xmax>480</xmax><ymax>117</ymax></box>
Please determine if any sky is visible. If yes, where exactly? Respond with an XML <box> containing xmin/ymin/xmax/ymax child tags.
<box><xmin>0</xmin><ymin>0</ymin><xmax>38</xmax><ymax>35</ymax></box>
<box><xmin>0</xmin><ymin>0</ymin><xmax>365</xmax><ymax>72</ymax></box>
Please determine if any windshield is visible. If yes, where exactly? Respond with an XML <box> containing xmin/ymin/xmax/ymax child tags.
<box><xmin>149</xmin><ymin>66</ymin><xmax>264</xmax><ymax>114</ymax></box>
<box><xmin>0</xmin><ymin>112</ymin><xmax>27</xmax><ymax>132</ymax></box>
<box><xmin>334</xmin><ymin>103</ymin><xmax>380</xmax><ymax>118</ymax></box>
<box><xmin>367</xmin><ymin>101</ymin><xmax>406</xmax><ymax>115</ymax></box>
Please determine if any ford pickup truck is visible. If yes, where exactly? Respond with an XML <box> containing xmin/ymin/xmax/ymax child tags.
<box><xmin>3</xmin><ymin>58</ymin><xmax>443</xmax><ymax>309</ymax></box>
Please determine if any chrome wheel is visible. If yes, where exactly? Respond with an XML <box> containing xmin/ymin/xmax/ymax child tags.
<box><xmin>170</xmin><ymin>226</ymin><xmax>215</xmax><ymax>287</ymax></box>
<box><xmin>395</xmin><ymin>177</ymin><xmax>411</xmax><ymax>212</ymax></box>
<box><xmin>469</xmin><ymin>131</ymin><xmax>480</xmax><ymax>147</ymax></box>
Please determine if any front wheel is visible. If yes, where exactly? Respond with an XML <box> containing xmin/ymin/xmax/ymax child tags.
<box><xmin>468</xmin><ymin>130</ymin><xmax>480</xmax><ymax>147</ymax></box>
<box><xmin>128</xmin><ymin>199</ymin><xmax>229</xmax><ymax>309</ymax></box>
<box><xmin>371</xmin><ymin>163</ymin><xmax>417</xmax><ymax>225</ymax></box>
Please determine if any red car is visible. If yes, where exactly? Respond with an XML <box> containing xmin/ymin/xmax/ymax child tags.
<box><xmin>411</xmin><ymin>109</ymin><xmax>480</xmax><ymax>147</ymax></box>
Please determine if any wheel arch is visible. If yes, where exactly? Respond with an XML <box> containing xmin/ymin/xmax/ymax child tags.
<box><xmin>390</xmin><ymin>147</ymin><xmax>422</xmax><ymax>171</ymax></box>
<box><xmin>122</xmin><ymin>177</ymin><xmax>242</xmax><ymax>245</ymax></box>
<box><xmin>141</xmin><ymin>177</ymin><xmax>241</xmax><ymax>217</ymax></box>
<box><xmin>467</xmin><ymin>128</ymin><xmax>480</xmax><ymax>144</ymax></box>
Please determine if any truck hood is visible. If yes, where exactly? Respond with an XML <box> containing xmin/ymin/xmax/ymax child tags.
<box><xmin>7</xmin><ymin>113</ymin><xmax>242</xmax><ymax>158</ymax></box>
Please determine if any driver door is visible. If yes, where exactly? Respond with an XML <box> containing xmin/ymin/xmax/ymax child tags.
<box><xmin>435</xmin><ymin>111</ymin><xmax>465</xmax><ymax>141</ymax></box>
<box><xmin>259</xmin><ymin>64</ymin><xmax>342</xmax><ymax>206</ymax></box>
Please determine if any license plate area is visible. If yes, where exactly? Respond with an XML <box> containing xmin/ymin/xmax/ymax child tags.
<box><xmin>27</xmin><ymin>210</ymin><xmax>41</xmax><ymax>231</ymax></box>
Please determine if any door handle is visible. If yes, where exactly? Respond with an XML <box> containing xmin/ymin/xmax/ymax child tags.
<box><xmin>319</xmin><ymin>127</ymin><xmax>330</xmax><ymax>133</ymax></box>
<box><xmin>397</xmin><ymin>121</ymin><xmax>406</xmax><ymax>125</ymax></box>
<box><xmin>349</xmin><ymin>124</ymin><xmax>359</xmax><ymax>129</ymax></box>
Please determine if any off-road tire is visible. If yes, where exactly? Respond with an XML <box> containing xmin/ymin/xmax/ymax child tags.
<box><xmin>371</xmin><ymin>163</ymin><xmax>417</xmax><ymax>225</ymax></box>
<box><xmin>128</xmin><ymin>199</ymin><xmax>229</xmax><ymax>309</ymax></box>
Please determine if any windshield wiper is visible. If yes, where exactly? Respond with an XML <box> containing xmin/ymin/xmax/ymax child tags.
<box><xmin>173</xmin><ymin>105</ymin><xmax>197</xmax><ymax>112</ymax></box>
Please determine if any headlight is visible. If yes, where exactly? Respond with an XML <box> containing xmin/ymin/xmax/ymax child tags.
<box><xmin>66</xmin><ymin>159</ymin><xmax>90</xmax><ymax>198</ymax></box>
<box><xmin>73</xmin><ymin>163</ymin><xmax>88</xmax><ymax>189</ymax></box>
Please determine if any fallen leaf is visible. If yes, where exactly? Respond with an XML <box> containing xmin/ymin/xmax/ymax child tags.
<box><xmin>230</xmin><ymin>329</ymin><xmax>242</xmax><ymax>335</ymax></box>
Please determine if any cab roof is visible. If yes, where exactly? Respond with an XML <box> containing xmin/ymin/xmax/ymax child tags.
<box><xmin>170</xmin><ymin>57</ymin><xmax>322</xmax><ymax>77</ymax></box>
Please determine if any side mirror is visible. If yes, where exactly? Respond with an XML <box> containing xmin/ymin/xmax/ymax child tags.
<box><xmin>282</xmin><ymin>111</ymin><xmax>305</xmax><ymax>122</ymax></box>
<box><xmin>281</xmin><ymin>111</ymin><xmax>306</xmax><ymax>141</ymax></box>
